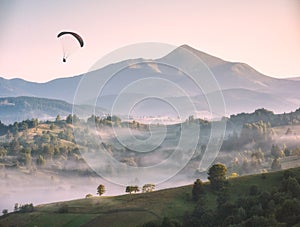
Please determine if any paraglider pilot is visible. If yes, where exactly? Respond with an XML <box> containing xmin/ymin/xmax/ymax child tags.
<box><xmin>57</xmin><ymin>31</ymin><xmax>84</xmax><ymax>63</ymax></box>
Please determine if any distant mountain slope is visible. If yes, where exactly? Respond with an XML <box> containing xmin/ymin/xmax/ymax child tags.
<box><xmin>1</xmin><ymin>45</ymin><xmax>299</xmax><ymax>117</ymax></box>
<box><xmin>286</xmin><ymin>76</ymin><xmax>300</xmax><ymax>81</ymax></box>
<box><xmin>0</xmin><ymin>96</ymin><xmax>105</xmax><ymax>124</ymax></box>
<box><xmin>0</xmin><ymin>76</ymin><xmax>82</xmax><ymax>103</ymax></box>
<box><xmin>160</xmin><ymin>45</ymin><xmax>275</xmax><ymax>90</ymax></box>
<box><xmin>206</xmin><ymin>88</ymin><xmax>293</xmax><ymax>114</ymax></box>
<box><xmin>162</xmin><ymin>45</ymin><xmax>300</xmax><ymax>95</ymax></box>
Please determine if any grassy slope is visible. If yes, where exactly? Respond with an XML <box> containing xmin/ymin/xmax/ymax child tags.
<box><xmin>0</xmin><ymin>186</ymin><xmax>194</xmax><ymax>227</ymax></box>
<box><xmin>1</xmin><ymin>167</ymin><xmax>300</xmax><ymax>227</ymax></box>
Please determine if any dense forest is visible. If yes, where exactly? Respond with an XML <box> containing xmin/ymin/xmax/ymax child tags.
<box><xmin>142</xmin><ymin>165</ymin><xmax>300</xmax><ymax>226</ymax></box>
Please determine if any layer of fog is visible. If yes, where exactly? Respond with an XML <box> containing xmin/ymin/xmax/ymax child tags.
<box><xmin>1</xmin><ymin>124</ymin><xmax>299</xmax><ymax>214</ymax></box>
<box><xmin>0</xmin><ymin>169</ymin><xmax>123</xmax><ymax>213</ymax></box>
<box><xmin>0</xmin><ymin>167</ymin><xmax>205</xmax><ymax>214</ymax></box>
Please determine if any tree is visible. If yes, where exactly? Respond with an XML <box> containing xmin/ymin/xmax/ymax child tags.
<box><xmin>19</xmin><ymin>203</ymin><xmax>34</xmax><ymax>213</ymax></box>
<box><xmin>0</xmin><ymin>120</ymin><xmax>7</xmax><ymax>136</ymax></box>
<box><xmin>271</xmin><ymin>144</ymin><xmax>284</xmax><ymax>158</ymax></box>
<box><xmin>239</xmin><ymin>121</ymin><xmax>271</xmax><ymax>146</ymax></box>
<box><xmin>2</xmin><ymin>209</ymin><xmax>8</xmax><ymax>216</ymax></box>
<box><xmin>283</xmin><ymin>170</ymin><xmax>295</xmax><ymax>179</ymax></box>
<box><xmin>12</xmin><ymin>122</ymin><xmax>19</xmax><ymax>136</ymax></box>
<box><xmin>43</xmin><ymin>145</ymin><xmax>54</xmax><ymax>159</ymax></box>
<box><xmin>249</xmin><ymin>185</ymin><xmax>260</xmax><ymax>196</ymax></box>
<box><xmin>36</xmin><ymin>155</ymin><xmax>46</xmax><ymax>166</ymax></box>
<box><xmin>132</xmin><ymin>186</ymin><xmax>139</xmax><ymax>193</ymax></box>
<box><xmin>208</xmin><ymin>163</ymin><xmax>227</xmax><ymax>191</ymax></box>
<box><xmin>282</xmin><ymin>177</ymin><xmax>300</xmax><ymax>197</ymax></box>
<box><xmin>66</xmin><ymin>114</ymin><xmax>73</xmax><ymax>124</ymax></box>
<box><xmin>31</xmin><ymin>118</ymin><xmax>39</xmax><ymax>128</ymax></box>
<box><xmin>126</xmin><ymin>186</ymin><xmax>132</xmax><ymax>194</ymax></box>
<box><xmin>85</xmin><ymin>194</ymin><xmax>93</xmax><ymax>198</ymax></box>
<box><xmin>24</xmin><ymin>151</ymin><xmax>32</xmax><ymax>169</ymax></box>
<box><xmin>50</xmin><ymin>123</ymin><xmax>55</xmax><ymax>130</ymax></box>
<box><xmin>284</xmin><ymin>148</ymin><xmax>291</xmax><ymax>157</ymax></box>
<box><xmin>126</xmin><ymin>185</ymin><xmax>139</xmax><ymax>194</ymax></box>
<box><xmin>21</xmin><ymin>122</ymin><xmax>28</xmax><ymax>131</ymax></box>
<box><xmin>276</xmin><ymin>199</ymin><xmax>300</xmax><ymax>225</ymax></box>
<box><xmin>0</xmin><ymin>146</ymin><xmax>7</xmax><ymax>158</ymax></box>
<box><xmin>188</xmin><ymin>115</ymin><xmax>195</xmax><ymax>123</ymax></box>
<box><xmin>9</xmin><ymin>139</ymin><xmax>20</xmax><ymax>154</ymax></box>
<box><xmin>14</xmin><ymin>203</ymin><xmax>19</xmax><ymax>212</ymax></box>
<box><xmin>97</xmin><ymin>184</ymin><xmax>105</xmax><ymax>196</ymax></box>
<box><xmin>251</xmin><ymin>149</ymin><xmax>264</xmax><ymax>164</ymax></box>
<box><xmin>142</xmin><ymin>184</ymin><xmax>155</xmax><ymax>193</ymax></box>
<box><xmin>126</xmin><ymin>186</ymin><xmax>133</xmax><ymax>194</ymax></box>
<box><xmin>192</xmin><ymin>179</ymin><xmax>204</xmax><ymax>201</ymax></box>
<box><xmin>55</xmin><ymin>115</ymin><xmax>61</xmax><ymax>122</ymax></box>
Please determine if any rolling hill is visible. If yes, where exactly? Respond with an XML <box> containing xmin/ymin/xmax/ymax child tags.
<box><xmin>1</xmin><ymin>166</ymin><xmax>299</xmax><ymax>226</ymax></box>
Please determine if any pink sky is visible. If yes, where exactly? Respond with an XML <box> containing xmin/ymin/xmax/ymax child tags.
<box><xmin>0</xmin><ymin>0</ymin><xmax>299</xmax><ymax>82</ymax></box>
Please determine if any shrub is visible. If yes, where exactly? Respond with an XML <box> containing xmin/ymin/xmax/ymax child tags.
<box><xmin>2</xmin><ymin>209</ymin><xmax>8</xmax><ymax>216</ymax></box>
<box><xmin>19</xmin><ymin>203</ymin><xmax>34</xmax><ymax>213</ymax></box>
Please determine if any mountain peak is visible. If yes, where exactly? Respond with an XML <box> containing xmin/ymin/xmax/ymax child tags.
<box><xmin>163</xmin><ymin>44</ymin><xmax>226</xmax><ymax>68</ymax></box>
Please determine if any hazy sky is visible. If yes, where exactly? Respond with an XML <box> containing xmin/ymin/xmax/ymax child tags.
<box><xmin>0</xmin><ymin>0</ymin><xmax>299</xmax><ymax>82</ymax></box>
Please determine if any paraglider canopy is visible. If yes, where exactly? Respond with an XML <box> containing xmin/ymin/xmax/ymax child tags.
<box><xmin>57</xmin><ymin>31</ymin><xmax>84</xmax><ymax>62</ymax></box>
<box><xmin>57</xmin><ymin>31</ymin><xmax>84</xmax><ymax>47</ymax></box>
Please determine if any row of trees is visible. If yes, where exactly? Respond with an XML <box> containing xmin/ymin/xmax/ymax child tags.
<box><xmin>1</xmin><ymin>106</ymin><xmax>300</xmax><ymax>136</ymax></box>
<box><xmin>94</xmin><ymin>184</ymin><xmax>156</xmax><ymax>197</ymax></box>
<box><xmin>0</xmin><ymin>118</ymin><xmax>38</xmax><ymax>136</ymax></box>
<box><xmin>228</xmin><ymin>107</ymin><xmax>300</xmax><ymax>128</ymax></box>
<box><xmin>2</xmin><ymin>203</ymin><xmax>34</xmax><ymax>216</ymax></box>
<box><xmin>94</xmin><ymin>164</ymin><xmax>225</xmax><ymax>202</ymax></box>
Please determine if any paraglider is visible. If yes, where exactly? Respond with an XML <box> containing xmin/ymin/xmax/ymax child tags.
<box><xmin>57</xmin><ymin>31</ymin><xmax>84</xmax><ymax>62</ymax></box>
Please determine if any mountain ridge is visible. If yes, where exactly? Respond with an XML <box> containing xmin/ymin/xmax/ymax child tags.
<box><xmin>0</xmin><ymin>45</ymin><xmax>299</xmax><ymax>119</ymax></box>
<box><xmin>0</xmin><ymin>96</ymin><xmax>105</xmax><ymax>124</ymax></box>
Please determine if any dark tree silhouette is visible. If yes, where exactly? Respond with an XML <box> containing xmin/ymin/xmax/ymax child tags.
<box><xmin>97</xmin><ymin>184</ymin><xmax>106</xmax><ymax>196</ymax></box>
<box><xmin>208</xmin><ymin>163</ymin><xmax>227</xmax><ymax>191</ymax></box>
<box><xmin>192</xmin><ymin>179</ymin><xmax>204</xmax><ymax>201</ymax></box>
